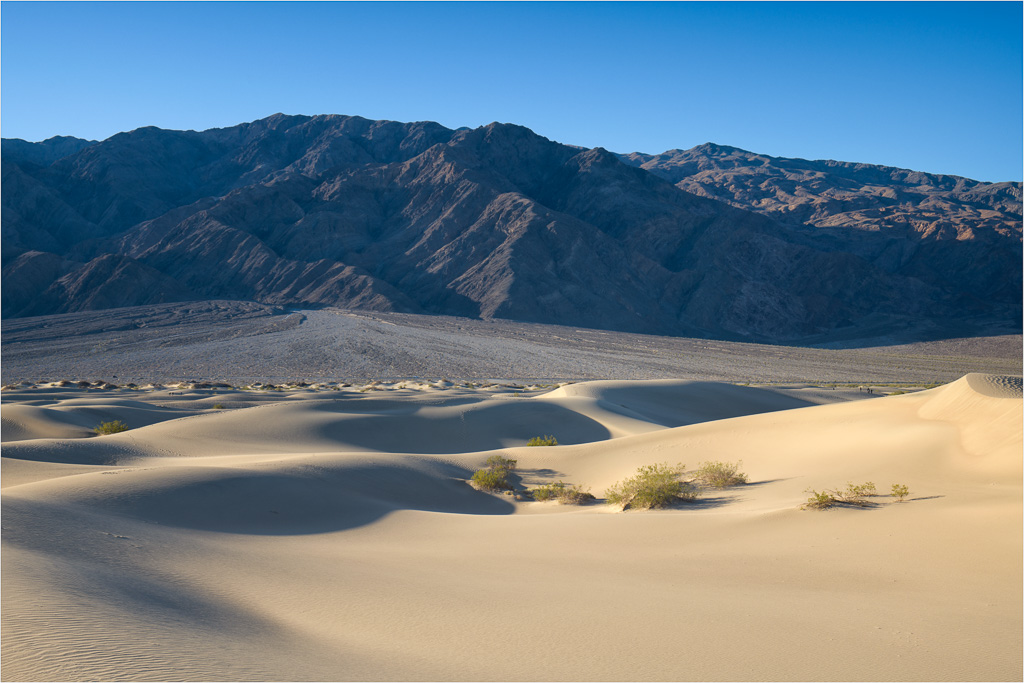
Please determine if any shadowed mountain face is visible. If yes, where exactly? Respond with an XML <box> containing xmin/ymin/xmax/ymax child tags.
<box><xmin>620</xmin><ymin>144</ymin><xmax>1023</xmax><ymax>319</ymax></box>
<box><xmin>2</xmin><ymin>115</ymin><xmax>1020</xmax><ymax>341</ymax></box>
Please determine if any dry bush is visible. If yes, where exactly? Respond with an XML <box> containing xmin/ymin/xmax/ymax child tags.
<box><xmin>471</xmin><ymin>455</ymin><xmax>518</xmax><ymax>491</ymax></box>
<box><xmin>693</xmin><ymin>460</ymin><xmax>748</xmax><ymax>488</ymax></box>
<box><xmin>526</xmin><ymin>435</ymin><xmax>558</xmax><ymax>446</ymax></box>
<box><xmin>803</xmin><ymin>482</ymin><xmax>877</xmax><ymax>510</ymax></box>
<box><xmin>93</xmin><ymin>420</ymin><xmax>128</xmax><ymax>435</ymax></box>
<box><xmin>472</xmin><ymin>468</ymin><xmax>511</xmax><ymax>491</ymax></box>
<box><xmin>532</xmin><ymin>481</ymin><xmax>595</xmax><ymax>505</ymax></box>
<box><xmin>605</xmin><ymin>463</ymin><xmax>697</xmax><ymax>510</ymax></box>
<box><xmin>484</xmin><ymin>454</ymin><xmax>517</xmax><ymax>472</ymax></box>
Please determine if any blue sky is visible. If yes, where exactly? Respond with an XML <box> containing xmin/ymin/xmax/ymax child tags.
<box><xmin>2</xmin><ymin>1</ymin><xmax>1021</xmax><ymax>181</ymax></box>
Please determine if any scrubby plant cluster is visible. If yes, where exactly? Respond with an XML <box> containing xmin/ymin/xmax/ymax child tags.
<box><xmin>470</xmin><ymin>455</ymin><xmax>518</xmax><ymax>492</ymax></box>
<box><xmin>526</xmin><ymin>435</ymin><xmax>558</xmax><ymax>446</ymax></box>
<box><xmin>605</xmin><ymin>463</ymin><xmax>698</xmax><ymax>510</ymax></box>
<box><xmin>692</xmin><ymin>460</ymin><xmax>748</xmax><ymax>489</ymax></box>
<box><xmin>598</xmin><ymin>460</ymin><xmax>749</xmax><ymax>511</ymax></box>
<box><xmin>466</xmin><ymin>450</ymin><xmax>910</xmax><ymax>515</ymax></box>
<box><xmin>802</xmin><ymin>481</ymin><xmax>878</xmax><ymax>509</ymax></box>
<box><xmin>93</xmin><ymin>420</ymin><xmax>129</xmax><ymax>435</ymax></box>
<box><xmin>531</xmin><ymin>481</ymin><xmax>595</xmax><ymax>505</ymax></box>
<box><xmin>890</xmin><ymin>483</ymin><xmax>910</xmax><ymax>502</ymax></box>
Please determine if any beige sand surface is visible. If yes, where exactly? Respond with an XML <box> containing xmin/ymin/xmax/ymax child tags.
<box><xmin>1</xmin><ymin>375</ymin><xmax>1021</xmax><ymax>681</ymax></box>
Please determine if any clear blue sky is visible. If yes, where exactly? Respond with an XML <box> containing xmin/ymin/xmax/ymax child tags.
<box><xmin>2</xmin><ymin>1</ymin><xmax>1021</xmax><ymax>181</ymax></box>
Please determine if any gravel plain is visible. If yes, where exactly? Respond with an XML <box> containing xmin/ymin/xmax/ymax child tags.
<box><xmin>1</xmin><ymin>300</ymin><xmax>1020</xmax><ymax>385</ymax></box>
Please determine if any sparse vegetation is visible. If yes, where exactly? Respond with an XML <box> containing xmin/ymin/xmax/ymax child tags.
<box><xmin>485</xmin><ymin>454</ymin><xmax>517</xmax><ymax>472</ymax></box>
<box><xmin>802</xmin><ymin>481</ymin><xmax>878</xmax><ymax>510</ymax></box>
<box><xmin>93</xmin><ymin>420</ymin><xmax>129</xmax><ymax>435</ymax></box>
<box><xmin>212</xmin><ymin>403</ymin><xmax>225</xmax><ymax>409</ymax></box>
<box><xmin>891</xmin><ymin>483</ymin><xmax>910</xmax><ymax>502</ymax></box>
<box><xmin>692</xmin><ymin>460</ymin><xmax>748</xmax><ymax>488</ymax></box>
<box><xmin>471</xmin><ymin>455</ymin><xmax>518</xmax><ymax>491</ymax></box>
<box><xmin>471</xmin><ymin>467</ymin><xmax>512</xmax><ymax>491</ymax></box>
<box><xmin>804</xmin><ymin>489</ymin><xmax>836</xmax><ymax>510</ymax></box>
<box><xmin>526</xmin><ymin>434</ymin><xmax>558</xmax><ymax>446</ymax></box>
<box><xmin>532</xmin><ymin>481</ymin><xmax>595</xmax><ymax>504</ymax></box>
<box><xmin>605</xmin><ymin>463</ymin><xmax>697</xmax><ymax>510</ymax></box>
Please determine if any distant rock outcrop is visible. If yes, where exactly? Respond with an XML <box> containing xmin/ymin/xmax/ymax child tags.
<box><xmin>2</xmin><ymin>115</ymin><xmax>1020</xmax><ymax>341</ymax></box>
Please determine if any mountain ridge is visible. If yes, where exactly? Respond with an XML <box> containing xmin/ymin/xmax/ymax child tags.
<box><xmin>2</xmin><ymin>114</ymin><xmax>1020</xmax><ymax>342</ymax></box>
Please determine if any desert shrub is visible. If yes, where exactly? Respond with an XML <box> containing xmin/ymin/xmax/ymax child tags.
<box><xmin>532</xmin><ymin>482</ymin><xmax>562</xmax><ymax>501</ymax></box>
<box><xmin>891</xmin><ymin>483</ymin><xmax>910</xmax><ymax>502</ymax></box>
<box><xmin>840</xmin><ymin>482</ymin><xmax>876</xmax><ymax>501</ymax></box>
<box><xmin>484</xmin><ymin>454</ymin><xmax>517</xmax><ymax>472</ymax></box>
<box><xmin>693</xmin><ymin>460</ymin><xmax>748</xmax><ymax>488</ymax></box>
<box><xmin>605</xmin><ymin>463</ymin><xmax>697</xmax><ymax>510</ymax></box>
<box><xmin>526</xmin><ymin>435</ymin><xmax>558</xmax><ymax>446</ymax></box>
<box><xmin>803</xmin><ymin>489</ymin><xmax>836</xmax><ymax>510</ymax></box>
<box><xmin>559</xmin><ymin>484</ymin><xmax>595</xmax><ymax>504</ymax></box>
<box><xmin>471</xmin><ymin>454</ymin><xmax>518</xmax><ymax>491</ymax></box>
<box><xmin>803</xmin><ymin>481</ymin><xmax>877</xmax><ymax>510</ymax></box>
<box><xmin>532</xmin><ymin>481</ymin><xmax>596</xmax><ymax>505</ymax></box>
<box><xmin>94</xmin><ymin>420</ymin><xmax>128</xmax><ymax>435</ymax></box>
<box><xmin>472</xmin><ymin>468</ymin><xmax>511</xmax><ymax>491</ymax></box>
<box><xmin>212</xmin><ymin>403</ymin><xmax>225</xmax><ymax>410</ymax></box>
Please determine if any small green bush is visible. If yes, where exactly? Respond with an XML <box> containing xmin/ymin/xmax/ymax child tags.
<box><xmin>471</xmin><ymin>467</ymin><xmax>512</xmax><ymax>491</ymax></box>
<box><xmin>891</xmin><ymin>483</ymin><xmax>910</xmax><ymax>502</ymax></box>
<box><xmin>94</xmin><ymin>420</ymin><xmax>128</xmax><ymax>435</ymax></box>
<box><xmin>804</xmin><ymin>489</ymin><xmax>836</xmax><ymax>510</ymax></box>
<box><xmin>532</xmin><ymin>481</ymin><xmax>595</xmax><ymax>505</ymax></box>
<box><xmin>212</xmin><ymin>403</ymin><xmax>225</xmax><ymax>410</ymax></box>
<box><xmin>471</xmin><ymin>454</ymin><xmax>518</xmax><ymax>491</ymax></box>
<box><xmin>526</xmin><ymin>435</ymin><xmax>558</xmax><ymax>446</ymax></box>
<box><xmin>693</xmin><ymin>460</ymin><xmax>748</xmax><ymax>488</ymax></box>
<box><xmin>605</xmin><ymin>463</ymin><xmax>697</xmax><ymax>510</ymax></box>
<box><xmin>532</xmin><ymin>483</ymin><xmax>561</xmax><ymax>502</ymax></box>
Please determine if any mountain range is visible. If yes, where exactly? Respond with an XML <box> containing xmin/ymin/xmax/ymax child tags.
<box><xmin>2</xmin><ymin>113</ymin><xmax>1020</xmax><ymax>342</ymax></box>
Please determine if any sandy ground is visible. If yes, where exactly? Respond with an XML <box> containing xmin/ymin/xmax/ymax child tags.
<box><xmin>2</xmin><ymin>301</ymin><xmax>1021</xmax><ymax>384</ymax></box>
<box><xmin>1</xmin><ymin>373</ymin><xmax>1020</xmax><ymax>681</ymax></box>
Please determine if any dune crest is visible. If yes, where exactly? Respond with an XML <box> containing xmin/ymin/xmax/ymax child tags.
<box><xmin>964</xmin><ymin>372</ymin><xmax>1023</xmax><ymax>398</ymax></box>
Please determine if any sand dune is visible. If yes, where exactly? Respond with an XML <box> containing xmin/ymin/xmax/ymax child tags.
<box><xmin>1</xmin><ymin>398</ymin><xmax>199</xmax><ymax>444</ymax></box>
<box><xmin>2</xmin><ymin>375</ymin><xmax>1020</xmax><ymax>681</ymax></box>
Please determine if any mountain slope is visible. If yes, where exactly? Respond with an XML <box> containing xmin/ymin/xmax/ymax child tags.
<box><xmin>2</xmin><ymin>115</ymin><xmax>1019</xmax><ymax>341</ymax></box>
<box><xmin>620</xmin><ymin>144</ymin><xmax>1023</xmax><ymax>319</ymax></box>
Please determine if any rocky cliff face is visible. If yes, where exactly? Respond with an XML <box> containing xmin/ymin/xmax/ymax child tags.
<box><xmin>2</xmin><ymin>115</ymin><xmax>1020</xmax><ymax>341</ymax></box>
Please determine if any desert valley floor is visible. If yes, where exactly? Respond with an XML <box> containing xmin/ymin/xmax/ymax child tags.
<box><xmin>1</xmin><ymin>304</ymin><xmax>1022</xmax><ymax>681</ymax></box>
